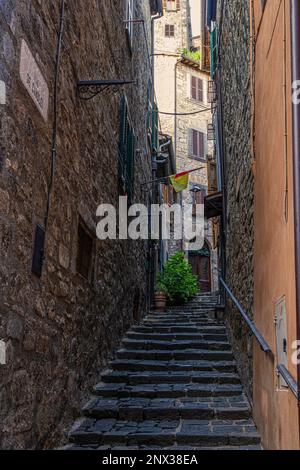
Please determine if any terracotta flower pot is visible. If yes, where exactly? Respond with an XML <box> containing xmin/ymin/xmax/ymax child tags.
<box><xmin>154</xmin><ymin>291</ymin><xmax>167</xmax><ymax>311</ymax></box>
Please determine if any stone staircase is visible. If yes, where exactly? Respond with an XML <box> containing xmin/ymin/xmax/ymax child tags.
<box><xmin>64</xmin><ymin>293</ymin><xmax>261</xmax><ymax>450</ymax></box>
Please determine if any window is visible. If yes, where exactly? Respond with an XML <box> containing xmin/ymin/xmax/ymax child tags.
<box><xmin>165</xmin><ymin>24</ymin><xmax>175</xmax><ymax>37</ymax></box>
<box><xmin>125</xmin><ymin>0</ymin><xmax>134</xmax><ymax>46</ymax></box>
<box><xmin>191</xmin><ymin>76</ymin><xmax>203</xmax><ymax>102</ymax></box>
<box><xmin>163</xmin><ymin>0</ymin><xmax>180</xmax><ymax>11</ymax></box>
<box><xmin>119</xmin><ymin>95</ymin><xmax>135</xmax><ymax>201</ymax></box>
<box><xmin>76</xmin><ymin>221</ymin><xmax>93</xmax><ymax>279</ymax></box>
<box><xmin>189</xmin><ymin>129</ymin><xmax>205</xmax><ymax>161</ymax></box>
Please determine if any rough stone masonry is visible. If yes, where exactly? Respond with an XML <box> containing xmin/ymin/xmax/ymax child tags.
<box><xmin>0</xmin><ymin>0</ymin><xmax>154</xmax><ymax>449</ymax></box>
<box><xmin>216</xmin><ymin>0</ymin><xmax>254</xmax><ymax>400</ymax></box>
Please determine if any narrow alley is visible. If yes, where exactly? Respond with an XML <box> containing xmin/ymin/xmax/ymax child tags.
<box><xmin>1</xmin><ymin>0</ymin><xmax>300</xmax><ymax>457</ymax></box>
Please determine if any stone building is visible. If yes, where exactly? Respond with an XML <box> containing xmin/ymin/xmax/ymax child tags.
<box><xmin>154</xmin><ymin>0</ymin><xmax>218</xmax><ymax>292</ymax></box>
<box><xmin>0</xmin><ymin>0</ymin><xmax>162</xmax><ymax>449</ymax></box>
<box><xmin>209</xmin><ymin>0</ymin><xmax>300</xmax><ymax>450</ymax></box>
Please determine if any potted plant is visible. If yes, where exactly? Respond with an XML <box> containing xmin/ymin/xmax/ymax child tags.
<box><xmin>154</xmin><ymin>280</ymin><xmax>167</xmax><ymax>311</ymax></box>
<box><xmin>157</xmin><ymin>252</ymin><xmax>199</xmax><ymax>307</ymax></box>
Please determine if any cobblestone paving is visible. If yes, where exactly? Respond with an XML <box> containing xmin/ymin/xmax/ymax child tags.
<box><xmin>64</xmin><ymin>294</ymin><xmax>261</xmax><ymax>450</ymax></box>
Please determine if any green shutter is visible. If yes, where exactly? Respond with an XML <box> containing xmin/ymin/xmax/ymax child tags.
<box><xmin>210</xmin><ymin>26</ymin><xmax>218</xmax><ymax>78</ymax></box>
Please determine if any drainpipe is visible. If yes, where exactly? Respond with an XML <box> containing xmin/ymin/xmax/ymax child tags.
<box><xmin>290</xmin><ymin>0</ymin><xmax>300</xmax><ymax>439</ymax></box>
<box><xmin>151</xmin><ymin>8</ymin><xmax>163</xmax><ymax>183</ymax></box>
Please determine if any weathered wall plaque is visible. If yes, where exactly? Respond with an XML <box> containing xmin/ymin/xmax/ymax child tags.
<box><xmin>19</xmin><ymin>39</ymin><xmax>49</xmax><ymax>121</ymax></box>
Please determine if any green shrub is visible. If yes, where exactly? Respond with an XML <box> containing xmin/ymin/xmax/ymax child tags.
<box><xmin>157</xmin><ymin>252</ymin><xmax>199</xmax><ymax>306</ymax></box>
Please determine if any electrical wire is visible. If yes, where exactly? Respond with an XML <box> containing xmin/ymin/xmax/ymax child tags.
<box><xmin>156</xmin><ymin>108</ymin><xmax>211</xmax><ymax>116</ymax></box>
<box><xmin>44</xmin><ymin>0</ymin><xmax>65</xmax><ymax>230</ymax></box>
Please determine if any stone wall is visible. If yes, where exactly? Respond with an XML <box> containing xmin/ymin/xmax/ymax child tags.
<box><xmin>216</xmin><ymin>0</ymin><xmax>254</xmax><ymax>399</ymax></box>
<box><xmin>0</xmin><ymin>0</ymin><xmax>153</xmax><ymax>449</ymax></box>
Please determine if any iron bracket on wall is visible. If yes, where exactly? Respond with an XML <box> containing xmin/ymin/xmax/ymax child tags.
<box><xmin>77</xmin><ymin>80</ymin><xmax>134</xmax><ymax>101</ymax></box>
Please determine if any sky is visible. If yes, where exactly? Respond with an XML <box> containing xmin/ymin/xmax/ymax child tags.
<box><xmin>190</xmin><ymin>0</ymin><xmax>201</xmax><ymax>37</ymax></box>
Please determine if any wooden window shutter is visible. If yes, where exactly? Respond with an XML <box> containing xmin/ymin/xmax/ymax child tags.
<box><xmin>198</xmin><ymin>78</ymin><xmax>203</xmax><ymax>102</ymax></box>
<box><xmin>198</xmin><ymin>131</ymin><xmax>204</xmax><ymax>158</ymax></box>
<box><xmin>191</xmin><ymin>76</ymin><xmax>197</xmax><ymax>100</ymax></box>
<box><xmin>191</xmin><ymin>77</ymin><xmax>203</xmax><ymax>102</ymax></box>
<box><xmin>176</xmin><ymin>0</ymin><xmax>181</xmax><ymax>10</ymax></box>
<box><xmin>188</xmin><ymin>128</ymin><xmax>193</xmax><ymax>156</ymax></box>
<box><xmin>191</xmin><ymin>130</ymin><xmax>204</xmax><ymax>160</ymax></box>
<box><xmin>193</xmin><ymin>129</ymin><xmax>198</xmax><ymax>156</ymax></box>
<box><xmin>163</xmin><ymin>0</ymin><xmax>167</xmax><ymax>9</ymax></box>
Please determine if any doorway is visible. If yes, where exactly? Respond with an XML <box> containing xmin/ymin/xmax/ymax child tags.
<box><xmin>189</xmin><ymin>241</ymin><xmax>211</xmax><ymax>292</ymax></box>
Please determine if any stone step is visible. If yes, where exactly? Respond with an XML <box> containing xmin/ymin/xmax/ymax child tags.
<box><xmin>110</xmin><ymin>359</ymin><xmax>237</xmax><ymax>373</ymax></box>
<box><xmin>126</xmin><ymin>332</ymin><xmax>228</xmax><ymax>341</ymax></box>
<box><xmin>101</xmin><ymin>370</ymin><xmax>241</xmax><ymax>385</ymax></box>
<box><xmin>116</xmin><ymin>348</ymin><xmax>234</xmax><ymax>361</ymax></box>
<box><xmin>69</xmin><ymin>418</ymin><xmax>260</xmax><ymax>447</ymax></box>
<box><xmin>93</xmin><ymin>382</ymin><xmax>243</xmax><ymax>398</ymax></box>
<box><xmin>122</xmin><ymin>338</ymin><xmax>231</xmax><ymax>351</ymax></box>
<box><xmin>166</xmin><ymin>302</ymin><xmax>217</xmax><ymax>313</ymax></box>
<box><xmin>82</xmin><ymin>396</ymin><xmax>251</xmax><ymax>421</ymax></box>
<box><xmin>64</xmin><ymin>293</ymin><xmax>261</xmax><ymax>451</ymax></box>
<box><xmin>63</xmin><ymin>444</ymin><xmax>261</xmax><ymax>450</ymax></box>
<box><xmin>132</xmin><ymin>325</ymin><xmax>227</xmax><ymax>334</ymax></box>
<box><xmin>145</xmin><ymin>316</ymin><xmax>217</xmax><ymax>322</ymax></box>
<box><xmin>143</xmin><ymin>318</ymin><xmax>225</xmax><ymax>328</ymax></box>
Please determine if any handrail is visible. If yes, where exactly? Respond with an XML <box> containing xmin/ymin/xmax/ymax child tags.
<box><xmin>219</xmin><ymin>278</ymin><xmax>300</xmax><ymax>400</ymax></box>
<box><xmin>219</xmin><ymin>277</ymin><xmax>272</xmax><ymax>354</ymax></box>
<box><xmin>277</xmin><ymin>364</ymin><xmax>299</xmax><ymax>400</ymax></box>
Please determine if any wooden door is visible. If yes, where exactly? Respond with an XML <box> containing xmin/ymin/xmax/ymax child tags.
<box><xmin>189</xmin><ymin>253</ymin><xmax>211</xmax><ymax>293</ymax></box>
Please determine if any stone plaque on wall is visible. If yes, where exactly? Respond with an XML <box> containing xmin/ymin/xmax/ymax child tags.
<box><xmin>19</xmin><ymin>39</ymin><xmax>49</xmax><ymax>121</ymax></box>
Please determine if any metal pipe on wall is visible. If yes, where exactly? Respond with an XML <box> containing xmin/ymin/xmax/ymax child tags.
<box><xmin>290</xmin><ymin>0</ymin><xmax>300</xmax><ymax>442</ymax></box>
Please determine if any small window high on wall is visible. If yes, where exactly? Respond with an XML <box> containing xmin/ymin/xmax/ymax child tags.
<box><xmin>163</xmin><ymin>0</ymin><xmax>181</xmax><ymax>11</ymax></box>
<box><xmin>189</xmin><ymin>129</ymin><xmax>205</xmax><ymax>161</ymax></box>
<box><xmin>165</xmin><ymin>24</ymin><xmax>175</xmax><ymax>37</ymax></box>
<box><xmin>191</xmin><ymin>76</ymin><xmax>204</xmax><ymax>102</ymax></box>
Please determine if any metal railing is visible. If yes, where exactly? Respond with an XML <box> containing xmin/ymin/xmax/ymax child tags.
<box><xmin>219</xmin><ymin>277</ymin><xmax>271</xmax><ymax>353</ymax></box>
<box><xmin>220</xmin><ymin>277</ymin><xmax>299</xmax><ymax>400</ymax></box>
<box><xmin>277</xmin><ymin>364</ymin><xmax>299</xmax><ymax>399</ymax></box>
